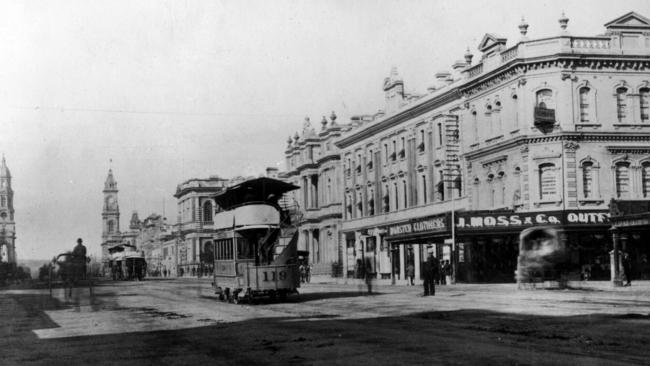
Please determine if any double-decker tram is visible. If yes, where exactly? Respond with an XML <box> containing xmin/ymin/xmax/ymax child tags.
<box><xmin>211</xmin><ymin>177</ymin><xmax>301</xmax><ymax>303</ymax></box>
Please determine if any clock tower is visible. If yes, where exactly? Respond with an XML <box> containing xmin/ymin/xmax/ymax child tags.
<box><xmin>101</xmin><ymin>168</ymin><xmax>121</xmax><ymax>264</ymax></box>
<box><xmin>0</xmin><ymin>155</ymin><xmax>16</xmax><ymax>264</ymax></box>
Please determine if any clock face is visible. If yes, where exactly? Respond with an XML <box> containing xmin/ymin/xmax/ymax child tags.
<box><xmin>107</xmin><ymin>196</ymin><xmax>117</xmax><ymax>209</ymax></box>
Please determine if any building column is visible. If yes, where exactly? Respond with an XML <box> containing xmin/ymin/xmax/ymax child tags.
<box><xmin>414</xmin><ymin>244</ymin><xmax>421</xmax><ymax>284</ymax></box>
<box><xmin>399</xmin><ymin>245</ymin><xmax>405</xmax><ymax>281</ymax></box>
<box><xmin>611</xmin><ymin>227</ymin><xmax>623</xmax><ymax>287</ymax></box>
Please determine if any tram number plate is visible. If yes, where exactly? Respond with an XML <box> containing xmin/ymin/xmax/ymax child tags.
<box><xmin>262</xmin><ymin>271</ymin><xmax>287</xmax><ymax>282</ymax></box>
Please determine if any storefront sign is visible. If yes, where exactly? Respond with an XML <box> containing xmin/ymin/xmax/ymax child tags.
<box><xmin>388</xmin><ymin>216</ymin><xmax>446</xmax><ymax>237</ymax></box>
<box><xmin>456</xmin><ymin>210</ymin><xmax>610</xmax><ymax>230</ymax></box>
<box><xmin>456</xmin><ymin>213</ymin><xmax>561</xmax><ymax>229</ymax></box>
<box><xmin>565</xmin><ymin>212</ymin><xmax>610</xmax><ymax>224</ymax></box>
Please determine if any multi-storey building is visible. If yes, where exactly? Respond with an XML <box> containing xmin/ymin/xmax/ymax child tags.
<box><xmin>173</xmin><ymin>175</ymin><xmax>228</xmax><ymax>277</ymax></box>
<box><xmin>282</xmin><ymin>115</ymin><xmax>346</xmax><ymax>276</ymax></box>
<box><xmin>300</xmin><ymin>11</ymin><xmax>650</xmax><ymax>284</ymax></box>
<box><xmin>455</xmin><ymin>11</ymin><xmax>650</xmax><ymax>282</ymax></box>
<box><xmin>336</xmin><ymin>66</ymin><xmax>466</xmax><ymax>283</ymax></box>
<box><xmin>0</xmin><ymin>156</ymin><xmax>16</xmax><ymax>264</ymax></box>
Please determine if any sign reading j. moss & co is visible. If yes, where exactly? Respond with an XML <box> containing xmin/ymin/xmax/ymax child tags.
<box><xmin>455</xmin><ymin>211</ymin><xmax>609</xmax><ymax>231</ymax></box>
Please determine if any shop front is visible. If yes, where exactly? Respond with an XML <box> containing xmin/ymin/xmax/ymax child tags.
<box><xmin>455</xmin><ymin>210</ymin><xmax>611</xmax><ymax>283</ymax></box>
<box><xmin>610</xmin><ymin>200</ymin><xmax>650</xmax><ymax>283</ymax></box>
<box><xmin>343</xmin><ymin>214</ymin><xmax>450</xmax><ymax>284</ymax></box>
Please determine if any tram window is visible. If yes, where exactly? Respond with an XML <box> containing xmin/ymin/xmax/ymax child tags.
<box><xmin>237</xmin><ymin>238</ymin><xmax>254</xmax><ymax>259</ymax></box>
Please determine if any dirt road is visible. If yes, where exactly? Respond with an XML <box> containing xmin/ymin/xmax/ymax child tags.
<box><xmin>2</xmin><ymin>279</ymin><xmax>650</xmax><ymax>365</ymax></box>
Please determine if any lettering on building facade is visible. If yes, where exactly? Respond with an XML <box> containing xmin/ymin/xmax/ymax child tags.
<box><xmin>456</xmin><ymin>211</ymin><xmax>610</xmax><ymax>230</ymax></box>
<box><xmin>387</xmin><ymin>216</ymin><xmax>446</xmax><ymax>237</ymax></box>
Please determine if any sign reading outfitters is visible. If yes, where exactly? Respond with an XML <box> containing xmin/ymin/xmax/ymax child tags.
<box><xmin>387</xmin><ymin>215</ymin><xmax>447</xmax><ymax>238</ymax></box>
<box><xmin>455</xmin><ymin>211</ymin><xmax>610</xmax><ymax>230</ymax></box>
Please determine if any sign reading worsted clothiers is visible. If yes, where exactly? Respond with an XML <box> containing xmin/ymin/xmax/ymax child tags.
<box><xmin>456</xmin><ymin>211</ymin><xmax>609</xmax><ymax>230</ymax></box>
<box><xmin>388</xmin><ymin>215</ymin><xmax>446</xmax><ymax>237</ymax></box>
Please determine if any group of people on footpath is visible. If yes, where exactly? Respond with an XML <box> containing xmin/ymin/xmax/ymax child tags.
<box><xmin>299</xmin><ymin>263</ymin><xmax>312</xmax><ymax>283</ymax></box>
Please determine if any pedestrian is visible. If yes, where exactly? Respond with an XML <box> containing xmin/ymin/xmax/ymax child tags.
<box><xmin>444</xmin><ymin>260</ymin><xmax>452</xmax><ymax>285</ymax></box>
<box><xmin>406</xmin><ymin>262</ymin><xmax>415</xmax><ymax>286</ymax></box>
<box><xmin>72</xmin><ymin>238</ymin><xmax>87</xmax><ymax>281</ymax></box>
<box><xmin>299</xmin><ymin>264</ymin><xmax>306</xmax><ymax>283</ymax></box>
<box><xmin>422</xmin><ymin>253</ymin><xmax>438</xmax><ymax>296</ymax></box>
<box><xmin>439</xmin><ymin>259</ymin><xmax>446</xmax><ymax>285</ymax></box>
<box><xmin>622</xmin><ymin>252</ymin><xmax>632</xmax><ymax>286</ymax></box>
<box><xmin>364</xmin><ymin>257</ymin><xmax>374</xmax><ymax>294</ymax></box>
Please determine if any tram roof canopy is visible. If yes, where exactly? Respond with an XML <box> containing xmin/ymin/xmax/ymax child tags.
<box><xmin>214</xmin><ymin>177</ymin><xmax>299</xmax><ymax>210</ymax></box>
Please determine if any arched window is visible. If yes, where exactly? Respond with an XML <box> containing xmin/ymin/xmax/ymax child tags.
<box><xmin>356</xmin><ymin>191</ymin><xmax>363</xmax><ymax>217</ymax></box>
<box><xmin>487</xmin><ymin>174</ymin><xmax>495</xmax><ymax>207</ymax></box>
<box><xmin>615</xmin><ymin>162</ymin><xmax>631</xmax><ymax>198</ymax></box>
<box><xmin>402</xmin><ymin>180</ymin><xmax>408</xmax><ymax>208</ymax></box>
<box><xmin>436</xmin><ymin>171</ymin><xmax>445</xmax><ymax>201</ymax></box>
<box><xmin>393</xmin><ymin>182</ymin><xmax>399</xmax><ymax>210</ymax></box>
<box><xmin>640</xmin><ymin>87</ymin><xmax>650</xmax><ymax>122</ymax></box>
<box><xmin>327</xmin><ymin>177</ymin><xmax>332</xmax><ymax>204</ymax></box>
<box><xmin>539</xmin><ymin>163</ymin><xmax>557</xmax><ymax>200</ymax></box>
<box><xmin>0</xmin><ymin>195</ymin><xmax>5</xmax><ymax>207</ymax></box>
<box><xmin>642</xmin><ymin>162</ymin><xmax>650</xmax><ymax>198</ymax></box>
<box><xmin>108</xmin><ymin>220</ymin><xmax>115</xmax><ymax>233</ymax></box>
<box><xmin>368</xmin><ymin>189</ymin><xmax>375</xmax><ymax>216</ymax></box>
<box><xmin>498</xmin><ymin>171</ymin><xmax>506</xmax><ymax>205</ymax></box>
<box><xmin>579</xmin><ymin>87</ymin><xmax>590</xmax><ymax>122</ymax></box>
<box><xmin>512</xmin><ymin>94</ymin><xmax>519</xmax><ymax>129</ymax></box>
<box><xmin>616</xmin><ymin>87</ymin><xmax>628</xmax><ymax>122</ymax></box>
<box><xmin>582</xmin><ymin>162</ymin><xmax>594</xmax><ymax>198</ymax></box>
<box><xmin>421</xmin><ymin>174</ymin><xmax>428</xmax><ymax>204</ymax></box>
<box><xmin>203</xmin><ymin>201</ymin><xmax>213</xmax><ymax>222</ymax></box>
<box><xmin>536</xmin><ymin>89</ymin><xmax>554</xmax><ymax>109</ymax></box>
<box><xmin>383</xmin><ymin>185</ymin><xmax>390</xmax><ymax>213</ymax></box>
<box><xmin>473</xmin><ymin>178</ymin><xmax>480</xmax><ymax>209</ymax></box>
<box><xmin>472</xmin><ymin>110</ymin><xmax>478</xmax><ymax>142</ymax></box>
<box><xmin>345</xmin><ymin>194</ymin><xmax>353</xmax><ymax>218</ymax></box>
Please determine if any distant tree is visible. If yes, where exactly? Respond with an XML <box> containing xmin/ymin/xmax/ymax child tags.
<box><xmin>38</xmin><ymin>264</ymin><xmax>51</xmax><ymax>282</ymax></box>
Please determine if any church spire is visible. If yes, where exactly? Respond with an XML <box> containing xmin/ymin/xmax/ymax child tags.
<box><xmin>0</xmin><ymin>154</ymin><xmax>10</xmax><ymax>179</ymax></box>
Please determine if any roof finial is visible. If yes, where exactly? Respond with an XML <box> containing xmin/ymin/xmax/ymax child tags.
<box><xmin>464</xmin><ymin>47</ymin><xmax>473</xmax><ymax>65</ymax></box>
<box><xmin>559</xmin><ymin>11</ymin><xmax>569</xmax><ymax>33</ymax></box>
<box><xmin>330</xmin><ymin>111</ymin><xmax>338</xmax><ymax>125</ymax></box>
<box><xmin>321</xmin><ymin>116</ymin><xmax>328</xmax><ymax>130</ymax></box>
<box><xmin>518</xmin><ymin>16</ymin><xmax>529</xmax><ymax>39</ymax></box>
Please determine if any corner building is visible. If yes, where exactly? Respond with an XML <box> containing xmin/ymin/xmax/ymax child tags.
<box><xmin>450</xmin><ymin>12</ymin><xmax>650</xmax><ymax>282</ymax></box>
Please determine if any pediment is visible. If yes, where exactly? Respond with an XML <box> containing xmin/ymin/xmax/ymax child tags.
<box><xmin>478</xmin><ymin>33</ymin><xmax>507</xmax><ymax>53</ymax></box>
<box><xmin>605</xmin><ymin>11</ymin><xmax>650</xmax><ymax>30</ymax></box>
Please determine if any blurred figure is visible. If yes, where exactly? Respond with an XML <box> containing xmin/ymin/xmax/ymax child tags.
<box><xmin>406</xmin><ymin>262</ymin><xmax>415</xmax><ymax>286</ymax></box>
<box><xmin>622</xmin><ymin>252</ymin><xmax>632</xmax><ymax>286</ymax></box>
<box><xmin>72</xmin><ymin>238</ymin><xmax>87</xmax><ymax>280</ymax></box>
<box><xmin>422</xmin><ymin>253</ymin><xmax>438</xmax><ymax>296</ymax></box>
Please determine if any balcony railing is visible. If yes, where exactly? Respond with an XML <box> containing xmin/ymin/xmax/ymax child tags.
<box><xmin>534</xmin><ymin>107</ymin><xmax>556</xmax><ymax>128</ymax></box>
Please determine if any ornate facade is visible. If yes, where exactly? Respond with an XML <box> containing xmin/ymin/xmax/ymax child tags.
<box><xmin>286</xmin><ymin>11</ymin><xmax>650</xmax><ymax>284</ymax></box>
<box><xmin>282</xmin><ymin>114</ymin><xmax>346</xmax><ymax>276</ymax></box>
<box><xmin>173</xmin><ymin>175</ymin><xmax>228</xmax><ymax>277</ymax></box>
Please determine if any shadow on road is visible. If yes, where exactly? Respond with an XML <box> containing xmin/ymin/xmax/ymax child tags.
<box><xmin>3</xmin><ymin>290</ymin><xmax>650</xmax><ymax>365</ymax></box>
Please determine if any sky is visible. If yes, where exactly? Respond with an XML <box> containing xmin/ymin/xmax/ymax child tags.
<box><xmin>0</xmin><ymin>0</ymin><xmax>646</xmax><ymax>260</ymax></box>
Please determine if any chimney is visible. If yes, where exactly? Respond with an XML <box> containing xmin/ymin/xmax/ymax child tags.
<box><xmin>266</xmin><ymin>167</ymin><xmax>279</xmax><ymax>178</ymax></box>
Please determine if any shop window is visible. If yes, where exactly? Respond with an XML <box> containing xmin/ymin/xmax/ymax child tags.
<box><xmin>539</xmin><ymin>163</ymin><xmax>557</xmax><ymax>200</ymax></box>
<box><xmin>579</xmin><ymin>87</ymin><xmax>590</xmax><ymax>123</ymax></box>
<box><xmin>641</xmin><ymin>87</ymin><xmax>650</xmax><ymax>122</ymax></box>
<box><xmin>643</xmin><ymin>162</ymin><xmax>650</xmax><ymax>198</ymax></box>
<box><xmin>616</xmin><ymin>87</ymin><xmax>628</xmax><ymax>122</ymax></box>
<box><xmin>615</xmin><ymin>162</ymin><xmax>630</xmax><ymax>198</ymax></box>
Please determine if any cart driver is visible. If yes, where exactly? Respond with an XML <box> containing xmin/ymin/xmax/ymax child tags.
<box><xmin>72</xmin><ymin>238</ymin><xmax>87</xmax><ymax>280</ymax></box>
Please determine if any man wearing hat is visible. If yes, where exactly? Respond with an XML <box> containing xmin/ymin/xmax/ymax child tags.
<box><xmin>422</xmin><ymin>250</ymin><xmax>439</xmax><ymax>296</ymax></box>
<box><xmin>72</xmin><ymin>238</ymin><xmax>87</xmax><ymax>280</ymax></box>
